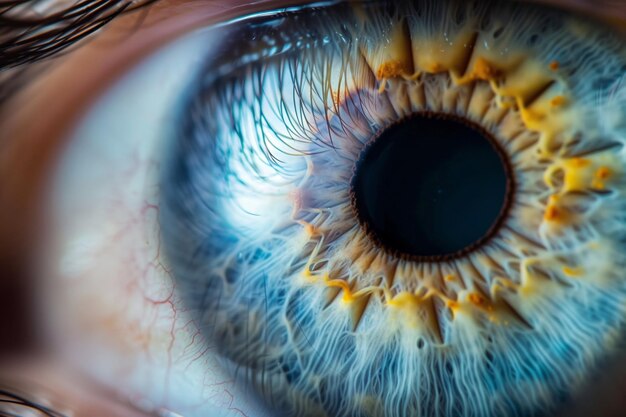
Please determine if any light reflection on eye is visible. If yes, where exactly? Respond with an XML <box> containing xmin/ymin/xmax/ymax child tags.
<box><xmin>1</xmin><ymin>0</ymin><xmax>625</xmax><ymax>417</ymax></box>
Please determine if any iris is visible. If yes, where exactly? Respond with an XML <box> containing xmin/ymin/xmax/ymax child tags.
<box><xmin>161</xmin><ymin>1</ymin><xmax>626</xmax><ymax>416</ymax></box>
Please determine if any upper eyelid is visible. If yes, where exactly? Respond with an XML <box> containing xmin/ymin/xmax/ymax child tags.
<box><xmin>0</xmin><ymin>0</ymin><xmax>160</xmax><ymax>70</ymax></box>
<box><xmin>0</xmin><ymin>0</ymin><xmax>623</xmax><ymax>74</ymax></box>
<box><xmin>0</xmin><ymin>0</ymin><xmax>316</xmax><ymax>79</ymax></box>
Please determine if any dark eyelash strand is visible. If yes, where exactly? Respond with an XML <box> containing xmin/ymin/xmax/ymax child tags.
<box><xmin>0</xmin><ymin>0</ymin><xmax>159</xmax><ymax>71</ymax></box>
<box><xmin>0</xmin><ymin>0</ymin><xmax>162</xmax><ymax>107</ymax></box>
<box><xmin>0</xmin><ymin>387</ymin><xmax>67</xmax><ymax>417</ymax></box>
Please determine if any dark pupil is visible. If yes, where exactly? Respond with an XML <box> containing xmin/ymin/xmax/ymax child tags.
<box><xmin>351</xmin><ymin>113</ymin><xmax>511</xmax><ymax>260</ymax></box>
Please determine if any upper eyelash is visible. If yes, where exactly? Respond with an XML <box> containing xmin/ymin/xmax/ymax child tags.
<box><xmin>0</xmin><ymin>0</ymin><xmax>161</xmax><ymax>70</ymax></box>
<box><xmin>0</xmin><ymin>0</ymin><xmax>162</xmax><ymax>107</ymax></box>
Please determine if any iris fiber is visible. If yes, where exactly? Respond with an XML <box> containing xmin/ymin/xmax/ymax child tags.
<box><xmin>161</xmin><ymin>1</ymin><xmax>626</xmax><ymax>417</ymax></box>
<box><xmin>351</xmin><ymin>113</ymin><xmax>512</xmax><ymax>260</ymax></box>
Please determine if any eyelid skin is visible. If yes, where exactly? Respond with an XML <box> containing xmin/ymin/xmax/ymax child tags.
<box><xmin>0</xmin><ymin>0</ymin><xmax>625</xmax><ymax>416</ymax></box>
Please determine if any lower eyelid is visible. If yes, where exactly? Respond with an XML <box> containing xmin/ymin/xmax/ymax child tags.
<box><xmin>0</xmin><ymin>361</ymin><xmax>161</xmax><ymax>417</ymax></box>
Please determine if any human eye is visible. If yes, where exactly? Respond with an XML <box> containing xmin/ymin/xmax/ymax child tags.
<box><xmin>1</xmin><ymin>1</ymin><xmax>625</xmax><ymax>417</ymax></box>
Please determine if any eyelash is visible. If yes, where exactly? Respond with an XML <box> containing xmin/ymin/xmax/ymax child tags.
<box><xmin>0</xmin><ymin>0</ymin><xmax>159</xmax><ymax>70</ymax></box>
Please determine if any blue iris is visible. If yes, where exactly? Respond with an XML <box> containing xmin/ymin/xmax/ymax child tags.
<box><xmin>161</xmin><ymin>1</ymin><xmax>626</xmax><ymax>416</ymax></box>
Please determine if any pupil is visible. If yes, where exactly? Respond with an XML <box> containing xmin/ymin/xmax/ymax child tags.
<box><xmin>351</xmin><ymin>113</ymin><xmax>512</xmax><ymax>260</ymax></box>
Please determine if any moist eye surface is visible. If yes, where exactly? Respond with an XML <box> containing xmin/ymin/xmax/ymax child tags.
<box><xmin>161</xmin><ymin>1</ymin><xmax>626</xmax><ymax>416</ymax></box>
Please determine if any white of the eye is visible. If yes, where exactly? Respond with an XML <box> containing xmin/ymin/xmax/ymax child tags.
<box><xmin>39</xmin><ymin>24</ymin><xmax>274</xmax><ymax>417</ymax></box>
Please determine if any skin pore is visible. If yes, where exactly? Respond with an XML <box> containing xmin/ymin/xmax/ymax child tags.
<box><xmin>0</xmin><ymin>0</ymin><xmax>624</xmax><ymax>416</ymax></box>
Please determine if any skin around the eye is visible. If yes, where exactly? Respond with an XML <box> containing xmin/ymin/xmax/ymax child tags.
<box><xmin>0</xmin><ymin>360</ymin><xmax>160</xmax><ymax>417</ymax></box>
<box><xmin>0</xmin><ymin>0</ymin><xmax>625</xmax><ymax>416</ymax></box>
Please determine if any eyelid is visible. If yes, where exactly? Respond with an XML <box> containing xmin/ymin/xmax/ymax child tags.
<box><xmin>0</xmin><ymin>0</ymin><xmax>330</xmax><ymax>168</ymax></box>
<box><xmin>156</xmin><ymin>0</ymin><xmax>626</xmax><ymax>32</ymax></box>
<box><xmin>155</xmin><ymin>0</ymin><xmax>626</xmax><ymax>31</ymax></box>
<box><xmin>83</xmin><ymin>0</ymin><xmax>623</xmax><ymax>92</ymax></box>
